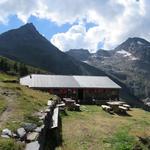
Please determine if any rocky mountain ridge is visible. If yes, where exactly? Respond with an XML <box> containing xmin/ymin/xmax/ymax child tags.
<box><xmin>66</xmin><ymin>37</ymin><xmax>150</xmax><ymax>101</ymax></box>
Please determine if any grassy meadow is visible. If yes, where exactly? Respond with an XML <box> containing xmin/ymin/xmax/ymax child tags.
<box><xmin>57</xmin><ymin>105</ymin><xmax>150</xmax><ymax>150</ymax></box>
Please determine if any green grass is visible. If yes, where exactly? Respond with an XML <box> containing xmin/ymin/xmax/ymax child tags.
<box><xmin>0</xmin><ymin>85</ymin><xmax>49</xmax><ymax>128</ymax></box>
<box><xmin>0</xmin><ymin>97</ymin><xmax>7</xmax><ymax>114</ymax></box>
<box><xmin>3</xmin><ymin>85</ymin><xmax>50</xmax><ymax>130</ymax></box>
<box><xmin>0</xmin><ymin>138</ymin><xmax>24</xmax><ymax>150</ymax></box>
<box><xmin>0</xmin><ymin>73</ymin><xmax>55</xmax><ymax>149</ymax></box>
<box><xmin>0</xmin><ymin>73</ymin><xmax>52</xmax><ymax>129</ymax></box>
<box><xmin>0</xmin><ymin>73</ymin><xmax>17</xmax><ymax>82</ymax></box>
<box><xmin>106</xmin><ymin>129</ymin><xmax>136</xmax><ymax>150</ymax></box>
<box><xmin>57</xmin><ymin>105</ymin><xmax>150</xmax><ymax>150</ymax></box>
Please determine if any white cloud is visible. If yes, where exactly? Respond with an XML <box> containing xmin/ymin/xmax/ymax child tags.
<box><xmin>0</xmin><ymin>0</ymin><xmax>150</xmax><ymax>51</ymax></box>
<box><xmin>51</xmin><ymin>25</ymin><xmax>105</xmax><ymax>52</ymax></box>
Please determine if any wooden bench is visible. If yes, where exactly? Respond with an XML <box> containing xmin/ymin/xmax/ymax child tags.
<box><xmin>118</xmin><ymin>106</ymin><xmax>128</xmax><ymax>113</ymax></box>
<box><xmin>122</xmin><ymin>104</ymin><xmax>131</xmax><ymax>110</ymax></box>
<box><xmin>51</xmin><ymin>107</ymin><xmax>59</xmax><ymax>129</ymax></box>
<box><xmin>101</xmin><ymin>105</ymin><xmax>112</xmax><ymax>112</ymax></box>
<box><xmin>74</xmin><ymin>104</ymin><xmax>80</xmax><ymax>111</ymax></box>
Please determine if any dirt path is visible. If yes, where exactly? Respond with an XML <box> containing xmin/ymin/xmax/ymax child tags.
<box><xmin>0</xmin><ymin>88</ymin><xmax>18</xmax><ymax>128</ymax></box>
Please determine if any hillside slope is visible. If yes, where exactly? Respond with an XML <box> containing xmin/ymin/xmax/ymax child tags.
<box><xmin>0</xmin><ymin>23</ymin><xmax>105</xmax><ymax>76</ymax></box>
<box><xmin>0</xmin><ymin>56</ymin><xmax>47</xmax><ymax>76</ymax></box>
<box><xmin>0</xmin><ymin>73</ymin><xmax>55</xmax><ymax>149</ymax></box>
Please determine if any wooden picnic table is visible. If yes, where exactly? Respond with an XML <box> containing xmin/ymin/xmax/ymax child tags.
<box><xmin>62</xmin><ymin>98</ymin><xmax>80</xmax><ymax>111</ymax></box>
<box><xmin>122</xmin><ymin>104</ymin><xmax>131</xmax><ymax>110</ymax></box>
<box><xmin>106</xmin><ymin>101</ymin><xmax>126</xmax><ymax>106</ymax></box>
<box><xmin>63</xmin><ymin>98</ymin><xmax>73</xmax><ymax>101</ymax></box>
<box><xmin>106</xmin><ymin>101</ymin><xmax>126</xmax><ymax>113</ymax></box>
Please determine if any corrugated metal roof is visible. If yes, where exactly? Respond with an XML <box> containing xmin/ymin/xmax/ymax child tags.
<box><xmin>74</xmin><ymin>76</ymin><xmax>120</xmax><ymax>88</ymax></box>
<box><xmin>32</xmin><ymin>75</ymin><xmax>79</xmax><ymax>88</ymax></box>
<box><xmin>20</xmin><ymin>74</ymin><xmax>121</xmax><ymax>89</ymax></box>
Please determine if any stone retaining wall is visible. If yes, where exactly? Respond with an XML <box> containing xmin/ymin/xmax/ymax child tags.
<box><xmin>25</xmin><ymin>99</ymin><xmax>59</xmax><ymax>150</ymax></box>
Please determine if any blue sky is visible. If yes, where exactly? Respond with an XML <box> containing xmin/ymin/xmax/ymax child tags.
<box><xmin>0</xmin><ymin>15</ymin><xmax>72</xmax><ymax>40</ymax></box>
<box><xmin>0</xmin><ymin>0</ymin><xmax>149</xmax><ymax>52</ymax></box>
<box><xmin>0</xmin><ymin>15</ymin><xmax>22</xmax><ymax>34</ymax></box>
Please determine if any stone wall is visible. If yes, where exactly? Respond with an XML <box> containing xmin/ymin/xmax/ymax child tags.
<box><xmin>25</xmin><ymin>99</ymin><xmax>59</xmax><ymax>150</ymax></box>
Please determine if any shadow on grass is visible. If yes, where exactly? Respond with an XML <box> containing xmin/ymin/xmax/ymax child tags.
<box><xmin>108</xmin><ymin>111</ymin><xmax>115</xmax><ymax>115</ymax></box>
<box><xmin>115</xmin><ymin>112</ymin><xmax>132</xmax><ymax>117</ymax></box>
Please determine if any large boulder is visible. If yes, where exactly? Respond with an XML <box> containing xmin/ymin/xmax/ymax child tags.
<box><xmin>27</xmin><ymin>132</ymin><xmax>39</xmax><ymax>142</ymax></box>
<box><xmin>2</xmin><ymin>128</ymin><xmax>12</xmax><ymax>137</ymax></box>
<box><xmin>34</xmin><ymin>125</ymin><xmax>44</xmax><ymax>133</ymax></box>
<box><xmin>22</xmin><ymin>123</ymin><xmax>37</xmax><ymax>132</ymax></box>
<box><xmin>1</xmin><ymin>135</ymin><xmax>10</xmax><ymax>138</ymax></box>
<box><xmin>17</xmin><ymin>128</ymin><xmax>26</xmax><ymax>139</ymax></box>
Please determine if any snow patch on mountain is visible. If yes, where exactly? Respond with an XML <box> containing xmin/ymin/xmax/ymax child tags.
<box><xmin>117</xmin><ymin>49</ymin><xmax>132</xmax><ymax>57</ymax></box>
<box><xmin>137</xmin><ymin>41</ymin><xmax>144</xmax><ymax>45</ymax></box>
<box><xmin>83</xmin><ymin>60</ymin><xmax>89</xmax><ymax>63</ymax></box>
<box><xmin>116</xmin><ymin>50</ymin><xmax>138</xmax><ymax>60</ymax></box>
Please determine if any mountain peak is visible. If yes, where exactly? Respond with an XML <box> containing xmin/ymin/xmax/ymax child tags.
<box><xmin>126</xmin><ymin>37</ymin><xmax>150</xmax><ymax>44</ymax></box>
<box><xmin>115</xmin><ymin>37</ymin><xmax>150</xmax><ymax>52</ymax></box>
<box><xmin>19</xmin><ymin>22</ymin><xmax>37</xmax><ymax>32</ymax></box>
<box><xmin>24</xmin><ymin>22</ymin><xmax>34</xmax><ymax>27</ymax></box>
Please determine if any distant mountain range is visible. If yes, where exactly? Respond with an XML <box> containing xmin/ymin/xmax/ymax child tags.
<box><xmin>0</xmin><ymin>23</ymin><xmax>147</xmax><ymax>107</ymax></box>
<box><xmin>0</xmin><ymin>23</ymin><xmax>106</xmax><ymax>76</ymax></box>
<box><xmin>66</xmin><ymin>37</ymin><xmax>150</xmax><ymax>102</ymax></box>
